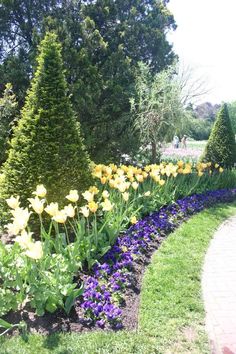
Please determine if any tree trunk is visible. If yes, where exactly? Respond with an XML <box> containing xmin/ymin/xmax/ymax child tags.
<box><xmin>151</xmin><ymin>141</ymin><xmax>157</xmax><ymax>163</ymax></box>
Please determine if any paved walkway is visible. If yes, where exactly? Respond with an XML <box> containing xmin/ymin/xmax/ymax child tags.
<box><xmin>202</xmin><ymin>216</ymin><xmax>236</xmax><ymax>354</ymax></box>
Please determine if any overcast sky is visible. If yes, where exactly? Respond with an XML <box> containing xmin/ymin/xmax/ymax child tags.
<box><xmin>167</xmin><ymin>0</ymin><xmax>236</xmax><ymax>104</ymax></box>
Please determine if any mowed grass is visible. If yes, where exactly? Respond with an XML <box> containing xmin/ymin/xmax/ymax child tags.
<box><xmin>187</xmin><ymin>140</ymin><xmax>207</xmax><ymax>150</ymax></box>
<box><xmin>1</xmin><ymin>202</ymin><xmax>236</xmax><ymax>354</ymax></box>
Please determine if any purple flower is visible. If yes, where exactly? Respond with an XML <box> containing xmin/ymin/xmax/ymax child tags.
<box><xmin>77</xmin><ymin>188</ymin><xmax>236</xmax><ymax>328</ymax></box>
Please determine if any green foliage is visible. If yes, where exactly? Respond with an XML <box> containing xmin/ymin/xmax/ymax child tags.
<box><xmin>131</xmin><ymin>62</ymin><xmax>186</xmax><ymax>163</ymax></box>
<box><xmin>227</xmin><ymin>101</ymin><xmax>236</xmax><ymax>133</ymax></box>
<box><xmin>0</xmin><ymin>0</ymin><xmax>176</xmax><ymax>162</ymax></box>
<box><xmin>1</xmin><ymin>203</ymin><xmax>236</xmax><ymax>353</ymax></box>
<box><xmin>202</xmin><ymin>104</ymin><xmax>236</xmax><ymax>167</ymax></box>
<box><xmin>0</xmin><ymin>235</ymin><xmax>84</xmax><ymax>318</ymax></box>
<box><xmin>0</xmin><ymin>84</ymin><xmax>18</xmax><ymax>165</ymax></box>
<box><xmin>183</xmin><ymin>115</ymin><xmax>212</xmax><ymax>141</ymax></box>
<box><xmin>0</xmin><ymin>33</ymin><xmax>91</xmax><ymax>209</ymax></box>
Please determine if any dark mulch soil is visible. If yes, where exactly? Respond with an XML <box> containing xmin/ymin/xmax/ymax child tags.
<box><xmin>3</xmin><ymin>233</ymin><xmax>167</xmax><ymax>336</ymax></box>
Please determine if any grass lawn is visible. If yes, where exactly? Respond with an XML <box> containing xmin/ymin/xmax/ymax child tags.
<box><xmin>187</xmin><ymin>140</ymin><xmax>207</xmax><ymax>149</ymax></box>
<box><xmin>1</xmin><ymin>201</ymin><xmax>236</xmax><ymax>354</ymax></box>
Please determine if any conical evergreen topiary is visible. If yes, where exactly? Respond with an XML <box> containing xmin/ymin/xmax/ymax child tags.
<box><xmin>0</xmin><ymin>32</ymin><xmax>91</xmax><ymax>208</ymax></box>
<box><xmin>201</xmin><ymin>103</ymin><xmax>236</xmax><ymax>167</ymax></box>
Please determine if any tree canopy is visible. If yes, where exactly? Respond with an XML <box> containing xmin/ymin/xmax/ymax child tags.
<box><xmin>0</xmin><ymin>0</ymin><xmax>176</xmax><ymax>162</ymax></box>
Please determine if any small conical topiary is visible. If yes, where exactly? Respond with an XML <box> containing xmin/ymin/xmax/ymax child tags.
<box><xmin>0</xmin><ymin>32</ymin><xmax>91</xmax><ymax>210</ymax></box>
<box><xmin>201</xmin><ymin>103</ymin><xmax>236</xmax><ymax>168</ymax></box>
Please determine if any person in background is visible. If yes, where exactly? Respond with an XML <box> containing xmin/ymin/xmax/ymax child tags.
<box><xmin>173</xmin><ymin>135</ymin><xmax>179</xmax><ymax>149</ymax></box>
<box><xmin>181</xmin><ymin>135</ymin><xmax>187</xmax><ymax>149</ymax></box>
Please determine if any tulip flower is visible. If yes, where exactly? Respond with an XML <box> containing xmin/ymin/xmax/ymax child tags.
<box><xmin>15</xmin><ymin>230</ymin><xmax>33</xmax><ymax>249</ymax></box>
<box><xmin>25</xmin><ymin>241</ymin><xmax>43</xmax><ymax>260</ymax></box>
<box><xmin>52</xmin><ymin>211</ymin><xmax>67</xmax><ymax>223</ymax></box>
<box><xmin>64</xmin><ymin>204</ymin><xmax>75</xmax><ymax>218</ymax></box>
<box><xmin>80</xmin><ymin>206</ymin><xmax>90</xmax><ymax>218</ymax></box>
<box><xmin>102</xmin><ymin>190</ymin><xmax>110</xmax><ymax>199</ymax></box>
<box><xmin>45</xmin><ymin>202</ymin><xmax>59</xmax><ymax>217</ymax></box>
<box><xmin>101</xmin><ymin>199</ymin><xmax>113</xmax><ymax>212</ymax></box>
<box><xmin>131</xmin><ymin>182</ymin><xmax>139</xmax><ymax>190</ymax></box>
<box><xmin>88</xmin><ymin>201</ymin><xmax>98</xmax><ymax>213</ymax></box>
<box><xmin>89</xmin><ymin>186</ymin><xmax>99</xmax><ymax>195</ymax></box>
<box><xmin>122</xmin><ymin>192</ymin><xmax>129</xmax><ymax>202</ymax></box>
<box><xmin>130</xmin><ymin>216</ymin><xmax>137</xmax><ymax>224</ymax></box>
<box><xmin>28</xmin><ymin>196</ymin><xmax>45</xmax><ymax>214</ymax></box>
<box><xmin>6</xmin><ymin>195</ymin><xmax>20</xmax><ymax>209</ymax></box>
<box><xmin>33</xmin><ymin>184</ymin><xmax>47</xmax><ymax>198</ymax></box>
<box><xmin>82</xmin><ymin>190</ymin><xmax>94</xmax><ymax>202</ymax></box>
<box><xmin>66</xmin><ymin>190</ymin><xmax>79</xmax><ymax>203</ymax></box>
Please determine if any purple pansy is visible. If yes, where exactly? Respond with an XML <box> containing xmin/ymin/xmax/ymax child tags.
<box><xmin>77</xmin><ymin>188</ymin><xmax>236</xmax><ymax>328</ymax></box>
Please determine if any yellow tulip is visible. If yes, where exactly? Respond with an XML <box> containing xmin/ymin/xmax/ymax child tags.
<box><xmin>142</xmin><ymin>171</ymin><xmax>148</xmax><ymax>179</ymax></box>
<box><xmin>132</xmin><ymin>181</ymin><xmax>139</xmax><ymax>190</ymax></box>
<box><xmin>6</xmin><ymin>222</ymin><xmax>21</xmax><ymax>236</ymax></box>
<box><xmin>93</xmin><ymin>170</ymin><xmax>102</xmax><ymax>178</ymax></box>
<box><xmin>89</xmin><ymin>186</ymin><xmax>99</xmax><ymax>195</ymax></box>
<box><xmin>6</xmin><ymin>195</ymin><xmax>20</xmax><ymax>209</ymax></box>
<box><xmin>11</xmin><ymin>207</ymin><xmax>31</xmax><ymax>230</ymax></box>
<box><xmin>52</xmin><ymin>211</ymin><xmax>67</xmax><ymax>223</ymax></box>
<box><xmin>28</xmin><ymin>196</ymin><xmax>44</xmax><ymax>214</ymax></box>
<box><xmin>144</xmin><ymin>166</ymin><xmax>151</xmax><ymax>172</ymax></box>
<box><xmin>219</xmin><ymin>167</ymin><xmax>224</xmax><ymax>173</ymax></box>
<box><xmin>82</xmin><ymin>190</ymin><xmax>94</xmax><ymax>202</ymax></box>
<box><xmin>198</xmin><ymin>171</ymin><xmax>203</xmax><ymax>177</ymax></box>
<box><xmin>130</xmin><ymin>216</ymin><xmax>137</xmax><ymax>224</ymax></box>
<box><xmin>144</xmin><ymin>191</ymin><xmax>151</xmax><ymax>197</ymax></box>
<box><xmin>122</xmin><ymin>192</ymin><xmax>129</xmax><ymax>202</ymax></box>
<box><xmin>33</xmin><ymin>184</ymin><xmax>47</xmax><ymax>198</ymax></box>
<box><xmin>101</xmin><ymin>199</ymin><xmax>113</xmax><ymax>211</ymax></box>
<box><xmin>80</xmin><ymin>206</ymin><xmax>90</xmax><ymax>218</ymax></box>
<box><xmin>66</xmin><ymin>189</ymin><xmax>79</xmax><ymax>203</ymax></box>
<box><xmin>25</xmin><ymin>241</ymin><xmax>43</xmax><ymax>260</ymax></box>
<box><xmin>136</xmin><ymin>174</ymin><xmax>144</xmax><ymax>183</ymax></box>
<box><xmin>88</xmin><ymin>201</ymin><xmax>99</xmax><ymax>213</ymax></box>
<box><xmin>109</xmin><ymin>163</ymin><xmax>117</xmax><ymax>172</ymax></box>
<box><xmin>177</xmin><ymin>160</ymin><xmax>184</xmax><ymax>167</ymax></box>
<box><xmin>117</xmin><ymin>183</ymin><xmax>127</xmax><ymax>193</ymax></box>
<box><xmin>102</xmin><ymin>190</ymin><xmax>110</xmax><ymax>199</ymax></box>
<box><xmin>15</xmin><ymin>230</ymin><xmax>33</xmax><ymax>249</ymax></box>
<box><xmin>104</xmin><ymin>166</ymin><xmax>112</xmax><ymax>176</ymax></box>
<box><xmin>109</xmin><ymin>179</ymin><xmax>116</xmax><ymax>188</ymax></box>
<box><xmin>100</xmin><ymin>177</ymin><xmax>107</xmax><ymax>184</ymax></box>
<box><xmin>159</xmin><ymin>179</ymin><xmax>165</xmax><ymax>186</ymax></box>
<box><xmin>64</xmin><ymin>204</ymin><xmax>75</xmax><ymax>218</ymax></box>
<box><xmin>45</xmin><ymin>202</ymin><xmax>59</xmax><ymax>217</ymax></box>
<box><xmin>117</xmin><ymin>168</ymin><xmax>124</xmax><ymax>176</ymax></box>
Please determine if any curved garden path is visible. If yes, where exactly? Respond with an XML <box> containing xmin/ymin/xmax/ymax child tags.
<box><xmin>202</xmin><ymin>216</ymin><xmax>236</xmax><ymax>354</ymax></box>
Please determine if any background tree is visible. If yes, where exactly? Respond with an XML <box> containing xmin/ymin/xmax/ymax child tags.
<box><xmin>0</xmin><ymin>32</ymin><xmax>91</xmax><ymax>209</ymax></box>
<box><xmin>131</xmin><ymin>62</ymin><xmax>185</xmax><ymax>163</ymax></box>
<box><xmin>0</xmin><ymin>0</ymin><xmax>176</xmax><ymax>162</ymax></box>
<box><xmin>227</xmin><ymin>101</ymin><xmax>236</xmax><ymax>134</ymax></box>
<box><xmin>201</xmin><ymin>104</ymin><xmax>236</xmax><ymax>167</ymax></box>
<box><xmin>0</xmin><ymin>83</ymin><xmax>18</xmax><ymax>165</ymax></box>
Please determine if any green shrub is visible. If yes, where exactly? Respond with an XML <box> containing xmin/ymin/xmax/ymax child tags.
<box><xmin>0</xmin><ymin>33</ymin><xmax>91</xmax><ymax>212</ymax></box>
<box><xmin>201</xmin><ymin>103</ymin><xmax>236</xmax><ymax>167</ymax></box>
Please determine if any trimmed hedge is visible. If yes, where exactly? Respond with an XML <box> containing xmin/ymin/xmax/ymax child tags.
<box><xmin>201</xmin><ymin>103</ymin><xmax>236</xmax><ymax>167</ymax></box>
<box><xmin>0</xmin><ymin>33</ymin><xmax>91</xmax><ymax>211</ymax></box>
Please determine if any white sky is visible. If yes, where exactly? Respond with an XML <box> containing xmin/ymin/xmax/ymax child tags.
<box><xmin>167</xmin><ymin>0</ymin><xmax>236</xmax><ymax>104</ymax></box>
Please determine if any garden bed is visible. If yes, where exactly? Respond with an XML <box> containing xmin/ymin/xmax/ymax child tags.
<box><xmin>2</xmin><ymin>188</ymin><xmax>236</xmax><ymax>336</ymax></box>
